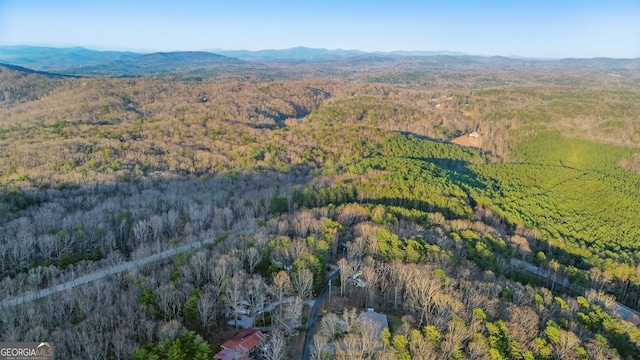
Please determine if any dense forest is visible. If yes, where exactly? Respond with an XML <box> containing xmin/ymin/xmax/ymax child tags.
<box><xmin>1</xmin><ymin>52</ymin><xmax>640</xmax><ymax>359</ymax></box>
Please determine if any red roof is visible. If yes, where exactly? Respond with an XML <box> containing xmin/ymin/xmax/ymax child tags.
<box><xmin>214</xmin><ymin>329</ymin><xmax>266</xmax><ymax>360</ymax></box>
<box><xmin>213</xmin><ymin>348</ymin><xmax>251</xmax><ymax>360</ymax></box>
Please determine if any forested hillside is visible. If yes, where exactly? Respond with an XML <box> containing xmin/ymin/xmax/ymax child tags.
<box><xmin>1</xmin><ymin>58</ymin><xmax>640</xmax><ymax>359</ymax></box>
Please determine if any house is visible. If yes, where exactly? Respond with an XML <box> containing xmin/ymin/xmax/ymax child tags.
<box><xmin>350</xmin><ymin>271</ymin><xmax>366</xmax><ymax>288</ymax></box>
<box><xmin>214</xmin><ymin>329</ymin><xmax>267</xmax><ymax>360</ymax></box>
<box><xmin>360</xmin><ymin>308</ymin><xmax>389</xmax><ymax>339</ymax></box>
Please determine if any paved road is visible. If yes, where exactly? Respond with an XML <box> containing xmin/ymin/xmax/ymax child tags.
<box><xmin>510</xmin><ymin>258</ymin><xmax>640</xmax><ymax>322</ymax></box>
<box><xmin>302</xmin><ymin>270</ymin><xmax>340</xmax><ymax>360</ymax></box>
<box><xmin>0</xmin><ymin>240</ymin><xmax>206</xmax><ymax>309</ymax></box>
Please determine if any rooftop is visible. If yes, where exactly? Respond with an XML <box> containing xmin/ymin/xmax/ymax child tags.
<box><xmin>213</xmin><ymin>348</ymin><xmax>251</xmax><ymax>360</ymax></box>
<box><xmin>214</xmin><ymin>329</ymin><xmax>267</xmax><ymax>360</ymax></box>
<box><xmin>360</xmin><ymin>308</ymin><xmax>389</xmax><ymax>338</ymax></box>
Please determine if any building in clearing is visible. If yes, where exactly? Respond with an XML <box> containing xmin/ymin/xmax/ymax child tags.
<box><xmin>214</xmin><ymin>328</ymin><xmax>267</xmax><ymax>360</ymax></box>
<box><xmin>450</xmin><ymin>131</ymin><xmax>482</xmax><ymax>149</ymax></box>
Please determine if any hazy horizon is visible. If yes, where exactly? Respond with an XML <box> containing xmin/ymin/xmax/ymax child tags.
<box><xmin>1</xmin><ymin>0</ymin><xmax>639</xmax><ymax>59</ymax></box>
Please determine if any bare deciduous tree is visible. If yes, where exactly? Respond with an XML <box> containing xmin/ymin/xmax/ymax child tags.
<box><xmin>337</xmin><ymin>257</ymin><xmax>353</xmax><ymax>298</ymax></box>
<box><xmin>467</xmin><ymin>337</ymin><xmax>491</xmax><ymax>360</ymax></box>
<box><xmin>319</xmin><ymin>313</ymin><xmax>343</xmax><ymax>341</ymax></box>
<box><xmin>270</xmin><ymin>271</ymin><xmax>292</xmax><ymax>317</ymax></box>
<box><xmin>188</xmin><ymin>250</ymin><xmax>208</xmax><ymax>287</ymax></box>
<box><xmin>224</xmin><ymin>271</ymin><xmax>247</xmax><ymax>330</ymax></box>
<box><xmin>275</xmin><ymin>296</ymin><xmax>303</xmax><ymax>338</ymax></box>
<box><xmin>343</xmin><ymin>308</ymin><xmax>360</xmax><ymax>334</ymax></box>
<box><xmin>291</xmin><ymin>267</ymin><xmax>313</xmax><ymax>301</ymax></box>
<box><xmin>361</xmin><ymin>266</ymin><xmax>378</xmax><ymax>308</ymax></box>
<box><xmin>197</xmin><ymin>288</ymin><xmax>218</xmax><ymax>332</ymax></box>
<box><xmin>346</xmin><ymin>237</ymin><xmax>367</xmax><ymax>263</ymax></box>
<box><xmin>262</xmin><ymin>329</ymin><xmax>287</xmax><ymax>360</ymax></box>
<box><xmin>406</xmin><ymin>272</ymin><xmax>439</xmax><ymax>326</ymax></box>
<box><xmin>359</xmin><ymin>317</ymin><xmax>382</xmax><ymax>358</ymax></box>
<box><xmin>148</xmin><ymin>215</ymin><xmax>164</xmax><ymax>242</ymax></box>
<box><xmin>110</xmin><ymin>327</ymin><xmax>134</xmax><ymax>360</ymax></box>
<box><xmin>440</xmin><ymin>316</ymin><xmax>468</xmax><ymax>360</ymax></box>
<box><xmin>220</xmin><ymin>207</ymin><xmax>234</xmax><ymax>231</ymax></box>
<box><xmin>245</xmin><ymin>247</ymin><xmax>261</xmax><ymax>274</ymax></box>
<box><xmin>584</xmin><ymin>338</ymin><xmax>620</xmax><ymax>360</ymax></box>
<box><xmin>310</xmin><ymin>334</ymin><xmax>328</xmax><ymax>360</ymax></box>
<box><xmin>292</xmin><ymin>210</ymin><xmax>315</xmax><ymax>238</ymax></box>
<box><xmin>157</xmin><ymin>283</ymin><xmax>187</xmax><ymax>320</ymax></box>
<box><xmin>210</xmin><ymin>261</ymin><xmax>228</xmax><ymax>294</ymax></box>
<box><xmin>163</xmin><ymin>209</ymin><xmax>182</xmax><ymax>238</ymax></box>
<box><xmin>409</xmin><ymin>329</ymin><xmax>437</xmax><ymax>360</ymax></box>
<box><xmin>553</xmin><ymin>329</ymin><xmax>581</xmax><ymax>360</ymax></box>
<box><xmin>337</xmin><ymin>333</ymin><xmax>364</xmax><ymax>360</ymax></box>
<box><xmin>23</xmin><ymin>325</ymin><xmax>49</xmax><ymax>342</ymax></box>
<box><xmin>507</xmin><ymin>305</ymin><xmax>539</xmax><ymax>346</ymax></box>
<box><xmin>132</xmin><ymin>219</ymin><xmax>150</xmax><ymax>245</ymax></box>
<box><xmin>247</xmin><ymin>275</ymin><xmax>268</xmax><ymax>322</ymax></box>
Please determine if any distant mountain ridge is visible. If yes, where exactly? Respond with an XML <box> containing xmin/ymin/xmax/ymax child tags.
<box><xmin>0</xmin><ymin>45</ymin><xmax>139</xmax><ymax>71</ymax></box>
<box><xmin>0</xmin><ymin>62</ymin><xmax>81</xmax><ymax>78</ymax></box>
<box><xmin>0</xmin><ymin>45</ymin><xmax>484</xmax><ymax>70</ymax></box>
<box><xmin>211</xmin><ymin>47</ymin><xmax>469</xmax><ymax>62</ymax></box>
<box><xmin>212</xmin><ymin>46</ymin><xmax>367</xmax><ymax>61</ymax></box>
<box><xmin>1</xmin><ymin>45</ymin><xmax>639</xmax><ymax>79</ymax></box>
<box><xmin>66</xmin><ymin>51</ymin><xmax>250</xmax><ymax>76</ymax></box>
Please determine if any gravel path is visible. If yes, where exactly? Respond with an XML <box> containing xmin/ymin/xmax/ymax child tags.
<box><xmin>510</xmin><ymin>258</ymin><xmax>640</xmax><ymax>321</ymax></box>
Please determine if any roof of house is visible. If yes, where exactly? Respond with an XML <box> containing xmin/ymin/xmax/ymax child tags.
<box><xmin>213</xmin><ymin>348</ymin><xmax>251</xmax><ymax>360</ymax></box>
<box><xmin>360</xmin><ymin>308</ymin><xmax>389</xmax><ymax>338</ymax></box>
<box><xmin>215</xmin><ymin>328</ymin><xmax>267</xmax><ymax>360</ymax></box>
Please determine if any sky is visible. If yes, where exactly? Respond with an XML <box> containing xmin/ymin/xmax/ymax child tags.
<box><xmin>1</xmin><ymin>0</ymin><xmax>639</xmax><ymax>59</ymax></box>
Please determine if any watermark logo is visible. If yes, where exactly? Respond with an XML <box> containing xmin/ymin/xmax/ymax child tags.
<box><xmin>0</xmin><ymin>342</ymin><xmax>54</xmax><ymax>360</ymax></box>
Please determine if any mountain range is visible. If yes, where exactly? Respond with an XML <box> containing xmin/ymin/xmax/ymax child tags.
<box><xmin>1</xmin><ymin>45</ymin><xmax>639</xmax><ymax>79</ymax></box>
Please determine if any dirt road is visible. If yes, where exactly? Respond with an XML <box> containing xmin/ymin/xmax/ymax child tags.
<box><xmin>0</xmin><ymin>240</ymin><xmax>206</xmax><ymax>309</ymax></box>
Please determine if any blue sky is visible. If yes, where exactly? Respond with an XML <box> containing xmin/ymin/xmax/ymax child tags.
<box><xmin>1</xmin><ymin>0</ymin><xmax>639</xmax><ymax>58</ymax></box>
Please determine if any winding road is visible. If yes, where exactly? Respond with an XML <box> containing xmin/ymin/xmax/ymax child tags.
<box><xmin>0</xmin><ymin>240</ymin><xmax>207</xmax><ymax>309</ymax></box>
